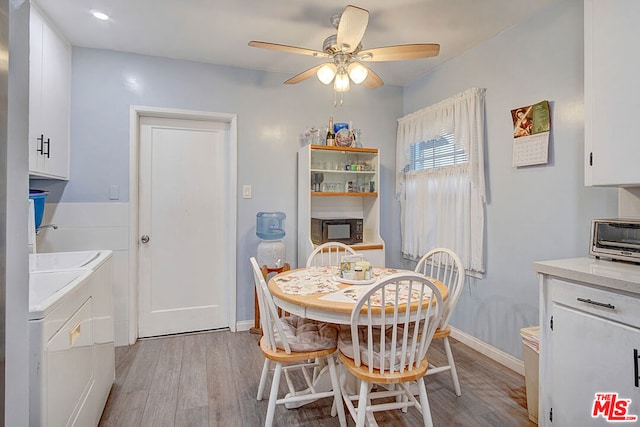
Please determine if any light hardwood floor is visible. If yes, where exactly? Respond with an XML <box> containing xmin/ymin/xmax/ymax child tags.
<box><xmin>99</xmin><ymin>330</ymin><xmax>535</xmax><ymax>426</ymax></box>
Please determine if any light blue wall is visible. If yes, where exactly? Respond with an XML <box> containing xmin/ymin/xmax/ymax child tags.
<box><xmin>39</xmin><ymin>48</ymin><xmax>403</xmax><ymax>322</ymax></box>
<box><xmin>35</xmin><ymin>0</ymin><xmax>620</xmax><ymax>358</ymax></box>
<box><xmin>403</xmin><ymin>0</ymin><xmax>617</xmax><ymax>357</ymax></box>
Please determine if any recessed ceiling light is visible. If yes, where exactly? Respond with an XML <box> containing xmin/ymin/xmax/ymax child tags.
<box><xmin>91</xmin><ymin>10</ymin><xmax>110</xmax><ymax>21</ymax></box>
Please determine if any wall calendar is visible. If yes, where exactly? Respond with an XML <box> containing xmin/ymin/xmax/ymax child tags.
<box><xmin>510</xmin><ymin>100</ymin><xmax>551</xmax><ymax>167</ymax></box>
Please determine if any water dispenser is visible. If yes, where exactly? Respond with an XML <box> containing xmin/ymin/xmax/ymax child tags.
<box><xmin>256</xmin><ymin>212</ymin><xmax>286</xmax><ymax>268</ymax></box>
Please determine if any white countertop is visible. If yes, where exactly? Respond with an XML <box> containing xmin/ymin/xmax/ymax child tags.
<box><xmin>533</xmin><ymin>256</ymin><xmax>640</xmax><ymax>296</ymax></box>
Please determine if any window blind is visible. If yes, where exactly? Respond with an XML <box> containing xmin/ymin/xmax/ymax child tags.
<box><xmin>408</xmin><ymin>134</ymin><xmax>468</xmax><ymax>171</ymax></box>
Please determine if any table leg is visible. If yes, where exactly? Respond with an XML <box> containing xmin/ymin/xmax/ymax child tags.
<box><xmin>250</xmin><ymin>287</ymin><xmax>262</xmax><ymax>334</ymax></box>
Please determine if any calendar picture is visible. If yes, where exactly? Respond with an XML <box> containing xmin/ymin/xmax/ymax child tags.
<box><xmin>511</xmin><ymin>100</ymin><xmax>551</xmax><ymax>167</ymax></box>
<box><xmin>512</xmin><ymin>106</ymin><xmax>533</xmax><ymax>138</ymax></box>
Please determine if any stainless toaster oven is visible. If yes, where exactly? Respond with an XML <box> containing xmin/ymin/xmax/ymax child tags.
<box><xmin>590</xmin><ymin>218</ymin><xmax>640</xmax><ymax>263</ymax></box>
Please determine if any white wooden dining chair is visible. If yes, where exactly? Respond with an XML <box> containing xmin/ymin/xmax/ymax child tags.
<box><xmin>414</xmin><ymin>247</ymin><xmax>465</xmax><ymax>396</ymax></box>
<box><xmin>337</xmin><ymin>272</ymin><xmax>444</xmax><ymax>427</ymax></box>
<box><xmin>250</xmin><ymin>257</ymin><xmax>347</xmax><ymax>427</ymax></box>
<box><xmin>306</xmin><ymin>241</ymin><xmax>357</xmax><ymax>267</ymax></box>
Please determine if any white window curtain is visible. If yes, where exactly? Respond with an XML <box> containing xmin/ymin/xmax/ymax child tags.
<box><xmin>396</xmin><ymin>88</ymin><xmax>486</xmax><ymax>273</ymax></box>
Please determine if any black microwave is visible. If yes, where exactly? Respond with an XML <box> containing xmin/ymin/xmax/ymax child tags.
<box><xmin>311</xmin><ymin>217</ymin><xmax>363</xmax><ymax>245</ymax></box>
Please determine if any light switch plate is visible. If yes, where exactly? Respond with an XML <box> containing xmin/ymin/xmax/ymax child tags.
<box><xmin>242</xmin><ymin>185</ymin><xmax>252</xmax><ymax>199</ymax></box>
<box><xmin>109</xmin><ymin>184</ymin><xmax>119</xmax><ymax>200</ymax></box>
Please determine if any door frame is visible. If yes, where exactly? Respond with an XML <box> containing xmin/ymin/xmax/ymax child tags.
<box><xmin>128</xmin><ymin>105</ymin><xmax>238</xmax><ymax>344</ymax></box>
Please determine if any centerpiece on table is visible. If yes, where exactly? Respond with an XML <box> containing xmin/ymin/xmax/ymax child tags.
<box><xmin>338</xmin><ymin>254</ymin><xmax>374</xmax><ymax>284</ymax></box>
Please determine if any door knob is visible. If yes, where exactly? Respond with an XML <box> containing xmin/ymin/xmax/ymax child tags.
<box><xmin>140</xmin><ymin>235</ymin><xmax>150</xmax><ymax>244</ymax></box>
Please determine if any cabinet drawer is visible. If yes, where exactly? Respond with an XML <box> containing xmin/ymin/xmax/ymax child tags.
<box><xmin>550</xmin><ymin>278</ymin><xmax>640</xmax><ymax>328</ymax></box>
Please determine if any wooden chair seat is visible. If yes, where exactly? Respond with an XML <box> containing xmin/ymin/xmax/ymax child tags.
<box><xmin>260</xmin><ymin>337</ymin><xmax>337</xmax><ymax>363</ymax></box>
<box><xmin>340</xmin><ymin>352</ymin><xmax>429</xmax><ymax>384</ymax></box>
<box><xmin>432</xmin><ymin>326</ymin><xmax>451</xmax><ymax>340</ymax></box>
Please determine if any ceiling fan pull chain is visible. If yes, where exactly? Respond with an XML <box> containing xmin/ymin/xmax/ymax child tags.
<box><xmin>333</xmin><ymin>91</ymin><xmax>345</xmax><ymax>108</ymax></box>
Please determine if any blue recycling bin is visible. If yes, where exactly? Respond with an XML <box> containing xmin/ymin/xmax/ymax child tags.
<box><xmin>29</xmin><ymin>190</ymin><xmax>48</xmax><ymax>229</ymax></box>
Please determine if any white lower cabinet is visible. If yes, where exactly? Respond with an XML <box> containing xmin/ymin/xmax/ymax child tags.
<box><xmin>535</xmin><ymin>258</ymin><xmax>640</xmax><ymax>426</ymax></box>
<box><xmin>550</xmin><ymin>282</ymin><xmax>640</xmax><ymax>425</ymax></box>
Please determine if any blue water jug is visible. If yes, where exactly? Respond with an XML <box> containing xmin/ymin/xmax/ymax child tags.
<box><xmin>256</xmin><ymin>212</ymin><xmax>286</xmax><ymax>240</ymax></box>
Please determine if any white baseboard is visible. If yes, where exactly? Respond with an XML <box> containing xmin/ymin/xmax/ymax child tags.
<box><xmin>450</xmin><ymin>327</ymin><xmax>525</xmax><ymax>376</ymax></box>
<box><xmin>114</xmin><ymin>321</ymin><xmax>129</xmax><ymax>347</ymax></box>
<box><xmin>236</xmin><ymin>320</ymin><xmax>254</xmax><ymax>332</ymax></box>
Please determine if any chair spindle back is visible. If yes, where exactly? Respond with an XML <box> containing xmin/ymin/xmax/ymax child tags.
<box><xmin>349</xmin><ymin>273</ymin><xmax>443</xmax><ymax>375</ymax></box>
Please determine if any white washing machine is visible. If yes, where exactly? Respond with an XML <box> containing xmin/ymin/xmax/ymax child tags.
<box><xmin>29</xmin><ymin>250</ymin><xmax>114</xmax><ymax>427</ymax></box>
<box><xmin>30</xmin><ymin>270</ymin><xmax>95</xmax><ymax>427</ymax></box>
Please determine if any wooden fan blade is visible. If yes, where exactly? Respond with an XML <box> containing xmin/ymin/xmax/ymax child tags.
<box><xmin>358</xmin><ymin>44</ymin><xmax>440</xmax><ymax>62</ymax></box>
<box><xmin>284</xmin><ymin>64</ymin><xmax>326</xmax><ymax>85</ymax></box>
<box><xmin>248</xmin><ymin>41</ymin><xmax>329</xmax><ymax>58</ymax></box>
<box><xmin>336</xmin><ymin>5</ymin><xmax>369</xmax><ymax>53</ymax></box>
<box><xmin>362</xmin><ymin>65</ymin><xmax>383</xmax><ymax>89</ymax></box>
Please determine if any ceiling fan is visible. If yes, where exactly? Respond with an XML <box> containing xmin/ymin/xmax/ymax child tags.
<box><xmin>248</xmin><ymin>4</ymin><xmax>440</xmax><ymax>92</ymax></box>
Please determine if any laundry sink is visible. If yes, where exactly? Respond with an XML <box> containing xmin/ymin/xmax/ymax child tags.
<box><xmin>29</xmin><ymin>251</ymin><xmax>103</xmax><ymax>272</ymax></box>
<box><xmin>29</xmin><ymin>270</ymin><xmax>92</xmax><ymax>319</ymax></box>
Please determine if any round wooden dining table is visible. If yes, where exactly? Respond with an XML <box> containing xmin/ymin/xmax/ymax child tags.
<box><xmin>267</xmin><ymin>265</ymin><xmax>448</xmax><ymax>410</ymax></box>
<box><xmin>268</xmin><ymin>265</ymin><xmax>449</xmax><ymax>325</ymax></box>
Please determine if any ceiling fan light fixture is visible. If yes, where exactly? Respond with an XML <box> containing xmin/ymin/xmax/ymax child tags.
<box><xmin>334</xmin><ymin>71</ymin><xmax>350</xmax><ymax>92</ymax></box>
<box><xmin>347</xmin><ymin>62</ymin><xmax>368</xmax><ymax>84</ymax></box>
<box><xmin>248</xmin><ymin>5</ymin><xmax>440</xmax><ymax>100</ymax></box>
<box><xmin>316</xmin><ymin>63</ymin><xmax>337</xmax><ymax>85</ymax></box>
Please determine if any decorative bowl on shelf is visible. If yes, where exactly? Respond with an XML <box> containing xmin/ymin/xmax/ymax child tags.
<box><xmin>336</xmin><ymin>129</ymin><xmax>353</xmax><ymax>147</ymax></box>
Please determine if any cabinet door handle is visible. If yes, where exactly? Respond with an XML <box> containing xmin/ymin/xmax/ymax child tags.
<box><xmin>37</xmin><ymin>134</ymin><xmax>44</xmax><ymax>155</ymax></box>
<box><xmin>635</xmin><ymin>349</ymin><xmax>639</xmax><ymax>388</ymax></box>
<box><xmin>43</xmin><ymin>138</ymin><xmax>50</xmax><ymax>158</ymax></box>
<box><xmin>576</xmin><ymin>297</ymin><xmax>615</xmax><ymax>310</ymax></box>
<box><xmin>69</xmin><ymin>322</ymin><xmax>81</xmax><ymax>346</ymax></box>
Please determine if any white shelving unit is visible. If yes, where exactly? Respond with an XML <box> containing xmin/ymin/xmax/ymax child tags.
<box><xmin>298</xmin><ymin>145</ymin><xmax>385</xmax><ymax>267</ymax></box>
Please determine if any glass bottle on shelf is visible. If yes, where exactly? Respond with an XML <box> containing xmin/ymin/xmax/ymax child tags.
<box><xmin>326</xmin><ymin>117</ymin><xmax>336</xmax><ymax>146</ymax></box>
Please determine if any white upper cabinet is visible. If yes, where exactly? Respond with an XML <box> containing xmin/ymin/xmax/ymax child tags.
<box><xmin>29</xmin><ymin>3</ymin><xmax>71</xmax><ymax>180</ymax></box>
<box><xmin>584</xmin><ymin>0</ymin><xmax>640</xmax><ymax>186</ymax></box>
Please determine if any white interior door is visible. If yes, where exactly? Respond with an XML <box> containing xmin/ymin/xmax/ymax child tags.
<box><xmin>138</xmin><ymin>116</ymin><xmax>232</xmax><ymax>337</ymax></box>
